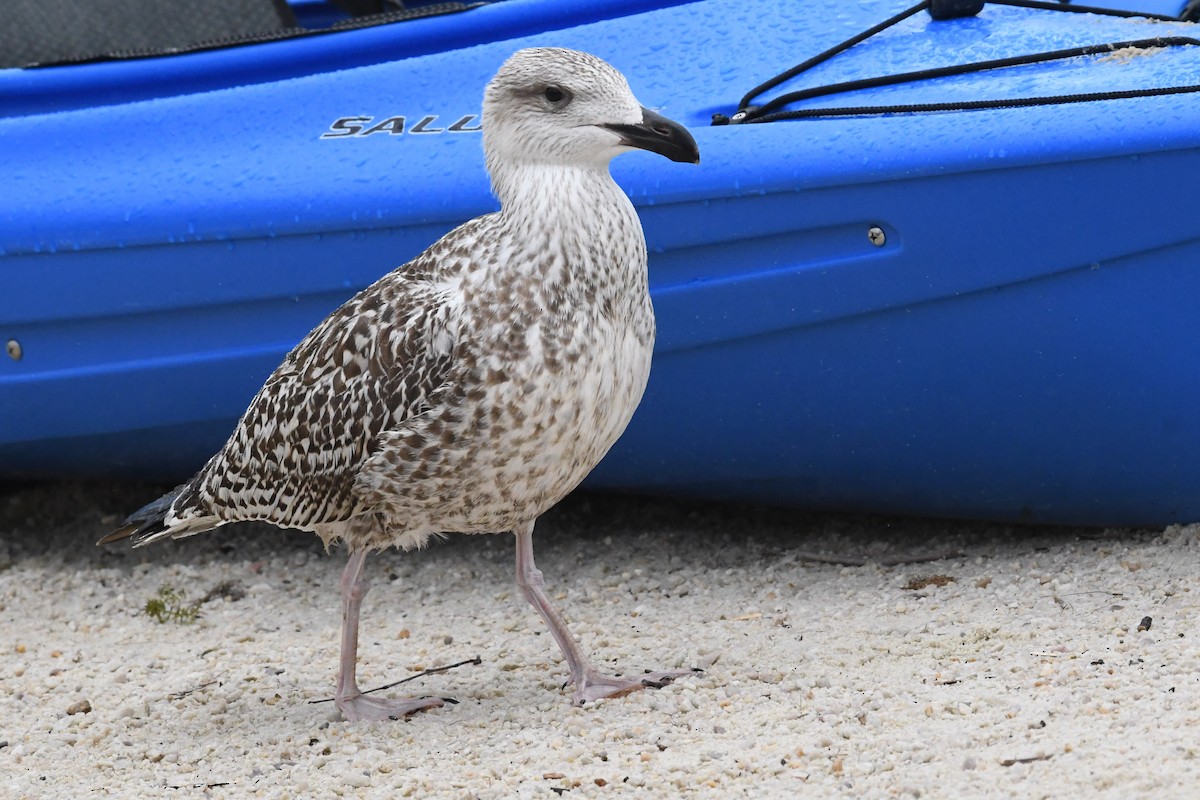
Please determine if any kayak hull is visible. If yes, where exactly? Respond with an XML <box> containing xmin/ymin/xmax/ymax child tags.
<box><xmin>3</xmin><ymin>0</ymin><xmax>1199</xmax><ymax>525</ymax></box>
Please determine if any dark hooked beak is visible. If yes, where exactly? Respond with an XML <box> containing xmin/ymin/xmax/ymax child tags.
<box><xmin>602</xmin><ymin>106</ymin><xmax>700</xmax><ymax>164</ymax></box>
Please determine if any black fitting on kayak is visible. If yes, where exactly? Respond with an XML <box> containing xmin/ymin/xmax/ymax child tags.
<box><xmin>712</xmin><ymin>106</ymin><xmax>759</xmax><ymax>125</ymax></box>
<box><xmin>929</xmin><ymin>0</ymin><xmax>985</xmax><ymax>20</ymax></box>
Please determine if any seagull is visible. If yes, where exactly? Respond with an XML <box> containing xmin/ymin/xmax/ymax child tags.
<box><xmin>100</xmin><ymin>47</ymin><xmax>700</xmax><ymax>721</ymax></box>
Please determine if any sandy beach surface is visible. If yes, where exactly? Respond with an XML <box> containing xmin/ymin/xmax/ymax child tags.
<box><xmin>2</xmin><ymin>480</ymin><xmax>1198</xmax><ymax>798</ymax></box>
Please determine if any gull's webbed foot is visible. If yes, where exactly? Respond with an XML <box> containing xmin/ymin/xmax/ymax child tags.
<box><xmin>570</xmin><ymin>667</ymin><xmax>698</xmax><ymax>705</ymax></box>
<box><xmin>335</xmin><ymin>692</ymin><xmax>445</xmax><ymax>722</ymax></box>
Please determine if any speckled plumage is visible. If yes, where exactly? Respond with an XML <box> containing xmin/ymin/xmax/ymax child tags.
<box><xmin>104</xmin><ymin>47</ymin><xmax>699</xmax><ymax>718</ymax></box>
<box><xmin>113</xmin><ymin>54</ymin><xmax>653</xmax><ymax>553</ymax></box>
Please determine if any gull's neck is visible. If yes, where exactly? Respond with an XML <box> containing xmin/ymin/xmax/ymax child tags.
<box><xmin>491</xmin><ymin>161</ymin><xmax>633</xmax><ymax>226</ymax></box>
<box><xmin>485</xmin><ymin>159</ymin><xmax>650</xmax><ymax>328</ymax></box>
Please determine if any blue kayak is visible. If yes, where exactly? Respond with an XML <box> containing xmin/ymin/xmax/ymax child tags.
<box><xmin>2</xmin><ymin>0</ymin><xmax>1199</xmax><ymax>525</ymax></box>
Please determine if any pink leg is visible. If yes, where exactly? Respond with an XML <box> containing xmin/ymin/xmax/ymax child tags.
<box><xmin>514</xmin><ymin>521</ymin><xmax>692</xmax><ymax>705</ymax></box>
<box><xmin>334</xmin><ymin>549</ymin><xmax>444</xmax><ymax>721</ymax></box>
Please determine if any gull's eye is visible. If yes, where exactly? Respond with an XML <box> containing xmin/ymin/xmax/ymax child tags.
<box><xmin>543</xmin><ymin>85</ymin><xmax>571</xmax><ymax>107</ymax></box>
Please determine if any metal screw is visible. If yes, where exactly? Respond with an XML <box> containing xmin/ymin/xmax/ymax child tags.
<box><xmin>6</xmin><ymin>339</ymin><xmax>22</xmax><ymax>361</ymax></box>
<box><xmin>868</xmin><ymin>226</ymin><xmax>886</xmax><ymax>247</ymax></box>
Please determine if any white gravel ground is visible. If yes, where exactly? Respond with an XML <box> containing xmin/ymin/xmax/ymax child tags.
<box><xmin>2</xmin><ymin>481</ymin><xmax>1199</xmax><ymax>798</ymax></box>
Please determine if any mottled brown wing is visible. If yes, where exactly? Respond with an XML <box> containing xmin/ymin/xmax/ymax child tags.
<box><xmin>171</xmin><ymin>274</ymin><xmax>460</xmax><ymax>530</ymax></box>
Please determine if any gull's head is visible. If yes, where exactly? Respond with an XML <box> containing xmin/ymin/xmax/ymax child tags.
<box><xmin>482</xmin><ymin>47</ymin><xmax>699</xmax><ymax>178</ymax></box>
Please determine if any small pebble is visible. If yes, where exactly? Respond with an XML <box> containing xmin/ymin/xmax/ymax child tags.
<box><xmin>66</xmin><ymin>700</ymin><xmax>92</xmax><ymax>716</ymax></box>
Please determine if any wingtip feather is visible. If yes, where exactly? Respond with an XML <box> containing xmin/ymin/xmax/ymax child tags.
<box><xmin>97</xmin><ymin>483</ymin><xmax>187</xmax><ymax>548</ymax></box>
<box><xmin>96</xmin><ymin>525</ymin><xmax>138</xmax><ymax>546</ymax></box>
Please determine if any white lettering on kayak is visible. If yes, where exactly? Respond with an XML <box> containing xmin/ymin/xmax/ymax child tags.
<box><xmin>320</xmin><ymin>114</ymin><xmax>482</xmax><ymax>139</ymax></box>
